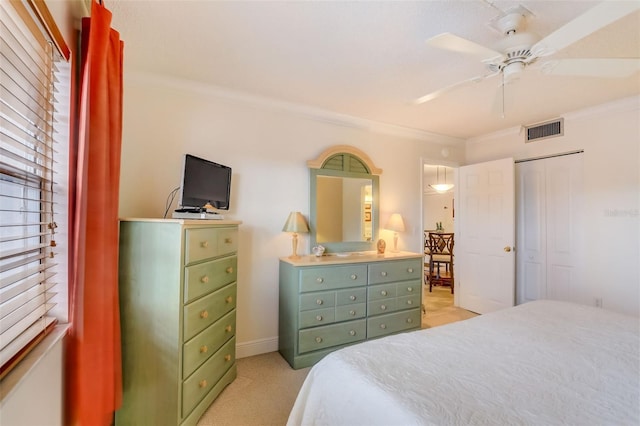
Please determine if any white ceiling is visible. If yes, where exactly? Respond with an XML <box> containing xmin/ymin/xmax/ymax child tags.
<box><xmin>108</xmin><ymin>0</ymin><xmax>640</xmax><ymax>140</ymax></box>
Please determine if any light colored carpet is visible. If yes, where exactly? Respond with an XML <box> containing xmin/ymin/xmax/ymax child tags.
<box><xmin>198</xmin><ymin>286</ymin><xmax>477</xmax><ymax>426</ymax></box>
<box><xmin>197</xmin><ymin>351</ymin><xmax>310</xmax><ymax>426</ymax></box>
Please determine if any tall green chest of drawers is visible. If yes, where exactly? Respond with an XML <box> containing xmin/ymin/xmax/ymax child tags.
<box><xmin>116</xmin><ymin>219</ymin><xmax>241</xmax><ymax>426</ymax></box>
<box><xmin>279</xmin><ymin>252</ymin><xmax>422</xmax><ymax>369</ymax></box>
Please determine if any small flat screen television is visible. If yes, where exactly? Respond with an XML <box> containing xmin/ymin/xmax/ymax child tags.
<box><xmin>178</xmin><ymin>154</ymin><xmax>232</xmax><ymax>211</ymax></box>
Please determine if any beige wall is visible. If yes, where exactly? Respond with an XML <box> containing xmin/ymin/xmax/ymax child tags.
<box><xmin>119</xmin><ymin>72</ymin><xmax>465</xmax><ymax>356</ymax></box>
<box><xmin>465</xmin><ymin>97</ymin><xmax>640</xmax><ymax>316</ymax></box>
<box><xmin>423</xmin><ymin>192</ymin><xmax>455</xmax><ymax>233</ymax></box>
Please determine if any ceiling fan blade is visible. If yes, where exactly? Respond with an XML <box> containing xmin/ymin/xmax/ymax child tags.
<box><xmin>414</xmin><ymin>72</ymin><xmax>499</xmax><ymax>105</ymax></box>
<box><xmin>426</xmin><ymin>32</ymin><xmax>502</xmax><ymax>62</ymax></box>
<box><xmin>541</xmin><ymin>58</ymin><xmax>640</xmax><ymax>78</ymax></box>
<box><xmin>531</xmin><ymin>2</ymin><xmax>640</xmax><ymax>57</ymax></box>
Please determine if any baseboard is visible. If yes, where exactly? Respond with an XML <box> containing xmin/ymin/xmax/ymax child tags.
<box><xmin>236</xmin><ymin>336</ymin><xmax>278</xmax><ymax>359</ymax></box>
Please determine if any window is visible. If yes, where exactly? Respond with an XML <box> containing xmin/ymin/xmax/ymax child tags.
<box><xmin>0</xmin><ymin>0</ymin><xmax>69</xmax><ymax>377</ymax></box>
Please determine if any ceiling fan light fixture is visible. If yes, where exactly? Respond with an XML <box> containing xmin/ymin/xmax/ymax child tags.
<box><xmin>503</xmin><ymin>61</ymin><xmax>524</xmax><ymax>82</ymax></box>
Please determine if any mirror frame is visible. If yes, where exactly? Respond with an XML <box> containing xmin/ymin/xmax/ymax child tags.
<box><xmin>308</xmin><ymin>145</ymin><xmax>382</xmax><ymax>254</ymax></box>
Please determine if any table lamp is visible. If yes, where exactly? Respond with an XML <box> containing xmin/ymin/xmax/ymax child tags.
<box><xmin>385</xmin><ymin>213</ymin><xmax>405</xmax><ymax>252</ymax></box>
<box><xmin>282</xmin><ymin>211</ymin><xmax>309</xmax><ymax>259</ymax></box>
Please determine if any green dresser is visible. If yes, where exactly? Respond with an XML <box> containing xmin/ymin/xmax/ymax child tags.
<box><xmin>116</xmin><ymin>219</ymin><xmax>241</xmax><ymax>426</ymax></box>
<box><xmin>279</xmin><ymin>252</ymin><xmax>422</xmax><ymax>369</ymax></box>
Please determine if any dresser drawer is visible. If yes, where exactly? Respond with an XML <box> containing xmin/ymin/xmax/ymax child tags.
<box><xmin>335</xmin><ymin>303</ymin><xmax>366</xmax><ymax>322</ymax></box>
<box><xmin>368</xmin><ymin>259</ymin><xmax>422</xmax><ymax>285</ymax></box>
<box><xmin>185</xmin><ymin>227</ymin><xmax>238</xmax><ymax>265</ymax></box>
<box><xmin>183</xmin><ymin>310</ymin><xmax>235</xmax><ymax>378</ymax></box>
<box><xmin>368</xmin><ymin>283</ymin><xmax>397</xmax><ymax>301</ymax></box>
<box><xmin>185</xmin><ymin>228</ymin><xmax>219</xmax><ymax>265</ymax></box>
<box><xmin>184</xmin><ymin>283</ymin><xmax>236</xmax><ymax>341</ymax></box>
<box><xmin>398</xmin><ymin>294</ymin><xmax>421</xmax><ymax>310</ymax></box>
<box><xmin>336</xmin><ymin>287</ymin><xmax>366</xmax><ymax>306</ymax></box>
<box><xmin>397</xmin><ymin>280</ymin><xmax>420</xmax><ymax>297</ymax></box>
<box><xmin>299</xmin><ymin>292</ymin><xmax>336</xmax><ymax>311</ymax></box>
<box><xmin>182</xmin><ymin>337</ymin><xmax>235</xmax><ymax>418</ymax></box>
<box><xmin>184</xmin><ymin>256</ymin><xmax>237</xmax><ymax>303</ymax></box>
<box><xmin>299</xmin><ymin>307</ymin><xmax>335</xmax><ymax>328</ymax></box>
<box><xmin>367</xmin><ymin>309</ymin><xmax>420</xmax><ymax>339</ymax></box>
<box><xmin>367</xmin><ymin>298</ymin><xmax>398</xmax><ymax>316</ymax></box>
<box><xmin>299</xmin><ymin>265</ymin><xmax>367</xmax><ymax>293</ymax></box>
<box><xmin>217</xmin><ymin>227</ymin><xmax>238</xmax><ymax>256</ymax></box>
<box><xmin>298</xmin><ymin>319</ymin><xmax>366</xmax><ymax>354</ymax></box>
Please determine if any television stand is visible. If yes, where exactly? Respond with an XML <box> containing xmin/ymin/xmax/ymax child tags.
<box><xmin>172</xmin><ymin>211</ymin><xmax>224</xmax><ymax>220</ymax></box>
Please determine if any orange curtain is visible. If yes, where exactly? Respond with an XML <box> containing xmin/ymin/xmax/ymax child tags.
<box><xmin>66</xmin><ymin>1</ymin><xmax>124</xmax><ymax>424</ymax></box>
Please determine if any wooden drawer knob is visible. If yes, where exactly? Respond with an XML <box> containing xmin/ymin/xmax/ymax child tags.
<box><xmin>225</xmin><ymin>238</ymin><xmax>232</xmax><ymax>244</ymax></box>
<box><xmin>200</xmin><ymin>345</ymin><xmax>208</xmax><ymax>353</ymax></box>
<box><xmin>226</xmin><ymin>266</ymin><xmax>233</xmax><ymax>274</ymax></box>
<box><xmin>200</xmin><ymin>310</ymin><xmax>209</xmax><ymax>319</ymax></box>
<box><xmin>199</xmin><ymin>379</ymin><xmax>207</xmax><ymax>388</ymax></box>
<box><xmin>200</xmin><ymin>275</ymin><xmax>209</xmax><ymax>283</ymax></box>
<box><xmin>201</xmin><ymin>241</ymin><xmax>209</xmax><ymax>248</ymax></box>
<box><xmin>226</xmin><ymin>296</ymin><xmax>233</xmax><ymax>304</ymax></box>
<box><xmin>224</xmin><ymin>354</ymin><xmax>232</xmax><ymax>362</ymax></box>
<box><xmin>225</xmin><ymin>325</ymin><xmax>232</xmax><ymax>332</ymax></box>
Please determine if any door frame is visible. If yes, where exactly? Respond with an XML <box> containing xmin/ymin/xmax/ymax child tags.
<box><xmin>419</xmin><ymin>157</ymin><xmax>460</xmax><ymax>306</ymax></box>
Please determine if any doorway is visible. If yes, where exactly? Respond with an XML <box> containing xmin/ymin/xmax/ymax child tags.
<box><xmin>421</xmin><ymin>162</ymin><xmax>468</xmax><ymax>327</ymax></box>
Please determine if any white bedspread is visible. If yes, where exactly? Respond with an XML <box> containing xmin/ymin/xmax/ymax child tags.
<box><xmin>287</xmin><ymin>300</ymin><xmax>639</xmax><ymax>426</ymax></box>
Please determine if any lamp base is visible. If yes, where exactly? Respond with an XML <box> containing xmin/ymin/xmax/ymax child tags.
<box><xmin>391</xmin><ymin>232</ymin><xmax>399</xmax><ymax>252</ymax></box>
<box><xmin>290</xmin><ymin>232</ymin><xmax>299</xmax><ymax>258</ymax></box>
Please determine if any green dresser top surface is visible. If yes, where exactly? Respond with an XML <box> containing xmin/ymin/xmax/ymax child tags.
<box><xmin>280</xmin><ymin>251</ymin><xmax>422</xmax><ymax>266</ymax></box>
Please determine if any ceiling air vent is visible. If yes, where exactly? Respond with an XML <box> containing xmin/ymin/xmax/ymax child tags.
<box><xmin>525</xmin><ymin>118</ymin><xmax>564</xmax><ymax>143</ymax></box>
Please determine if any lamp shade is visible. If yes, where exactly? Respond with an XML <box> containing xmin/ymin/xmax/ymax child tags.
<box><xmin>385</xmin><ymin>213</ymin><xmax>405</xmax><ymax>232</ymax></box>
<box><xmin>282</xmin><ymin>211</ymin><xmax>309</xmax><ymax>233</ymax></box>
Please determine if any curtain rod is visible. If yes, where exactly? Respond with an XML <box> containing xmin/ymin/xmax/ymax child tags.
<box><xmin>515</xmin><ymin>149</ymin><xmax>584</xmax><ymax>164</ymax></box>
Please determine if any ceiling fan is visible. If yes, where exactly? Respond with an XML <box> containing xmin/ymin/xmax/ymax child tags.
<box><xmin>415</xmin><ymin>1</ymin><xmax>640</xmax><ymax>106</ymax></box>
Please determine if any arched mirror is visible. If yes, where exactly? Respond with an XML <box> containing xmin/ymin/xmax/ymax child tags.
<box><xmin>308</xmin><ymin>146</ymin><xmax>382</xmax><ymax>254</ymax></box>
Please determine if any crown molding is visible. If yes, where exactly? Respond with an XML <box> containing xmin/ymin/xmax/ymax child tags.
<box><xmin>466</xmin><ymin>95</ymin><xmax>640</xmax><ymax>145</ymax></box>
<box><xmin>126</xmin><ymin>70</ymin><xmax>465</xmax><ymax>146</ymax></box>
<box><xmin>562</xmin><ymin>95</ymin><xmax>639</xmax><ymax>121</ymax></box>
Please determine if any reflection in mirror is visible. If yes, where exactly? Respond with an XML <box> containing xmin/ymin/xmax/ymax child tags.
<box><xmin>308</xmin><ymin>145</ymin><xmax>382</xmax><ymax>254</ymax></box>
<box><xmin>315</xmin><ymin>176</ymin><xmax>372</xmax><ymax>243</ymax></box>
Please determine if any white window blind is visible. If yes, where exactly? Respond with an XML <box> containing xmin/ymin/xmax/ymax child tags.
<box><xmin>0</xmin><ymin>0</ymin><xmax>63</xmax><ymax>377</ymax></box>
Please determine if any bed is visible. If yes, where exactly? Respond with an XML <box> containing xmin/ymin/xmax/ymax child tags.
<box><xmin>287</xmin><ymin>300</ymin><xmax>639</xmax><ymax>426</ymax></box>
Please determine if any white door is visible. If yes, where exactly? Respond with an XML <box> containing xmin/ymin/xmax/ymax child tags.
<box><xmin>516</xmin><ymin>153</ymin><xmax>584</xmax><ymax>305</ymax></box>
<box><xmin>457</xmin><ymin>158</ymin><xmax>515</xmax><ymax>314</ymax></box>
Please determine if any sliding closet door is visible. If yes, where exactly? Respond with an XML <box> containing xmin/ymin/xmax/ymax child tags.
<box><xmin>516</xmin><ymin>153</ymin><xmax>584</xmax><ymax>305</ymax></box>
